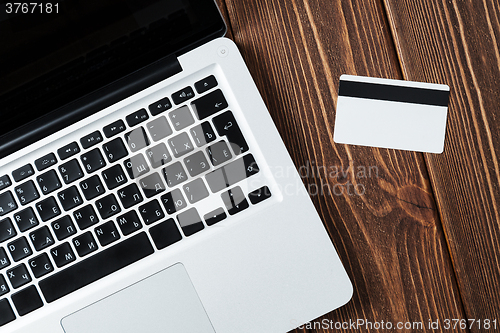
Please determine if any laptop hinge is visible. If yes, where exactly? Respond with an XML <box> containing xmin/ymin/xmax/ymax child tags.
<box><xmin>0</xmin><ymin>54</ymin><xmax>182</xmax><ymax>159</ymax></box>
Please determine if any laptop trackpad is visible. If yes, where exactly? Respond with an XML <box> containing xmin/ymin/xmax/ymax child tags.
<box><xmin>61</xmin><ymin>263</ymin><xmax>215</xmax><ymax>333</ymax></box>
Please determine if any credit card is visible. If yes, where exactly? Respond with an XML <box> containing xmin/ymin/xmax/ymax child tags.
<box><xmin>333</xmin><ymin>75</ymin><xmax>449</xmax><ymax>153</ymax></box>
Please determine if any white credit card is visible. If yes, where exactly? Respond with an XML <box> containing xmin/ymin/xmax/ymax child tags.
<box><xmin>333</xmin><ymin>75</ymin><xmax>450</xmax><ymax>153</ymax></box>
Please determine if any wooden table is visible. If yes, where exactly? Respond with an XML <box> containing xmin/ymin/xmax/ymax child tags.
<box><xmin>215</xmin><ymin>0</ymin><xmax>500</xmax><ymax>332</ymax></box>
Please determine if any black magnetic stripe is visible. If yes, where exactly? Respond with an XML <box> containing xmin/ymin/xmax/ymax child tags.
<box><xmin>339</xmin><ymin>80</ymin><xmax>449</xmax><ymax>107</ymax></box>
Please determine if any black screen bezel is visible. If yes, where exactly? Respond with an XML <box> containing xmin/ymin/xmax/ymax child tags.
<box><xmin>0</xmin><ymin>0</ymin><xmax>226</xmax><ymax>158</ymax></box>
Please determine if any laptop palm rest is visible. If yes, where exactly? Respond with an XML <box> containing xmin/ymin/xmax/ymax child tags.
<box><xmin>61</xmin><ymin>263</ymin><xmax>215</xmax><ymax>333</ymax></box>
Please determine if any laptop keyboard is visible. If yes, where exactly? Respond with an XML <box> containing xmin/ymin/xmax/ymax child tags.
<box><xmin>0</xmin><ymin>74</ymin><xmax>272</xmax><ymax>326</ymax></box>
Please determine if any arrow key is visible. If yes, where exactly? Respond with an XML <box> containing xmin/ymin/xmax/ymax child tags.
<box><xmin>221</xmin><ymin>186</ymin><xmax>249</xmax><ymax>216</ymax></box>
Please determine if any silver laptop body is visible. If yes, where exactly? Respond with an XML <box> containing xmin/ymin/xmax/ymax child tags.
<box><xmin>0</xmin><ymin>2</ymin><xmax>352</xmax><ymax>332</ymax></box>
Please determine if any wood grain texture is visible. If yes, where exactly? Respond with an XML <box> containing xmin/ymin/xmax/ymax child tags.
<box><xmin>221</xmin><ymin>0</ymin><xmax>465</xmax><ymax>332</ymax></box>
<box><xmin>384</xmin><ymin>0</ymin><xmax>500</xmax><ymax>329</ymax></box>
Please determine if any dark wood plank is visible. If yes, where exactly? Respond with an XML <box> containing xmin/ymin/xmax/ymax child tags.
<box><xmin>222</xmin><ymin>0</ymin><xmax>465</xmax><ymax>332</ymax></box>
<box><xmin>383</xmin><ymin>0</ymin><xmax>500</xmax><ymax>328</ymax></box>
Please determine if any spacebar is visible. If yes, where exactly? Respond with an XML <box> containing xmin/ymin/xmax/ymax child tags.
<box><xmin>39</xmin><ymin>232</ymin><xmax>154</xmax><ymax>303</ymax></box>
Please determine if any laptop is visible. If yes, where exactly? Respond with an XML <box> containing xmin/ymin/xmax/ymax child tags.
<box><xmin>0</xmin><ymin>1</ymin><xmax>352</xmax><ymax>332</ymax></box>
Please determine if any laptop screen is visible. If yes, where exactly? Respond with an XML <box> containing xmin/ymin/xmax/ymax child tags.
<box><xmin>0</xmin><ymin>0</ymin><xmax>225</xmax><ymax>146</ymax></box>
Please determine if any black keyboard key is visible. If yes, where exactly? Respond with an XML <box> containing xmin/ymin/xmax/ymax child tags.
<box><xmin>147</xmin><ymin>116</ymin><xmax>172</xmax><ymax>142</ymax></box>
<box><xmin>206</xmin><ymin>141</ymin><xmax>232</xmax><ymax>166</ymax></box>
<box><xmin>34</xmin><ymin>153</ymin><xmax>57</xmax><ymax>171</ymax></box>
<box><xmin>95</xmin><ymin>194</ymin><xmax>121</xmax><ymax>219</ymax></box>
<box><xmin>29</xmin><ymin>226</ymin><xmax>55</xmax><ymax>251</ymax></box>
<box><xmin>58</xmin><ymin>186</ymin><xmax>83</xmax><ymax>211</ymax></box>
<box><xmin>204</xmin><ymin>207</ymin><xmax>227</xmax><ymax>226</ymax></box>
<box><xmin>0</xmin><ymin>247</ymin><xmax>10</xmax><ymax>269</ymax></box>
<box><xmin>37</xmin><ymin>169</ymin><xmax>62</xmax><ymax>195</ymax></box>
<box><xmin>59</xmin><ymin>159</ymin><xmax>84</xmax><ymax>184</ymax></box>
<box><xmin>221</xmin><ymin>186</ymin><xmax>249</xmax><ymax>215</ymax></box>
<box><xmin>80</xmin><ymin>176</ymin><xmax>105</xmax><ymax>200</ymax></box>
<box><xmin>7</xmin><ymin>263</ymin><xmax>31</xmax><ymax>288</ymax></box>
<box><xmin>249</xmin><ymin>186</ymin><xmax>272</xmax><ymax>204</ymax></box>
<box><xmin>139</xmin><ymin>172</ymin><xmax>165</xmax><ymax>198</ymax></box>
<box><xmin>212</xmin><ymin>111</ymin><xmax>249</xmax><ymax>155</ymax></box>
<box><xmin>95</xmin><ymin>221</ymin><xmax>119</xmax><ymax>246</ymax></box>
<box><xmin>103</xmin><ymin>119</ymin><xmax>126</xmax><ymax>138</ymax></box>
<box><xmin>51</xmin><ymin>216</ymin><xmax>76</xmax><ymax>241</ymax></box>
<box><xmin>0</xmin><ymin>298</ymin><xmax>15</xmax><ymax>326</ymax></box>
<box><xmin>177</xmin><ymin>208</ymin><xmax>204</xmax><ymax>236</ymax></box>
<box><xmin>13</xmin><ymin>207</ymin><xmax>39</xmax><ymax>232</ymax></box>
<box><xmin>126</xmin><ymin>108</ymin><xmax>149</xmax><ymax>127</ymax></box>
<box><xmin>12</xmin><ymin>164</ymin><xmax>35</xmax><ymax>182</ymax></box>
<box><xmin>50</xmin><ymin>242</ymin><xmax>76</xmax><ymax>268</ymax></box>
<box><xmin>11</xmin><ymin>285</ymin><xmax>43</xmax><ymax>316</ymax></box>
<box><xmin>0</xmin><ymin>192</ymin><xmax>17</xmax><ymax>216</ymax></box>
<box><xmin>205</xmin><ymin>154</ymin><xmax>260</xmax><ymax>193</ymax></box>
<box><xmin>0</xmin><ymin>218</ymin><xmax>16</xmax><ymax>243</ymax></box>
<box><xmin>57</xmin><ymin>142</ymin><xmax>80</xmax><ymax>160</ymax></box>
<box><xmin>102</xmin><ymin>137</ymin><xmax>128</xmax><ymax>163</ymax></box>
<box><xmin>14</xmin><ymin>180</ymin><xmax>39</xmax><ymax>206</ymax></box>
<box><xmin>183</xmin><ymin>178</ymin><xmax>209</xmax><ymax>204</ymax></box>
<box><xmin>146</xmin><ymin>143</ymin><xmax>172</xmax><ymax>169</ymax></box>
<box><xmin>118</xmin><ymin>183</ymin><xmax>143</xmax><ymax>209</ymax></box>
<box><xmin>81</xmin><ymin>148</ymin><xmax>106</xmax><ymax>174</ymax></box>
<box><xmin>160</xmin><ymin>189</ymin><xmax>186</xmax><ymax>215</ymax></box>
<box><xmin>117</xmin><ymin>211</ymin><xmax>142</xmax><ymax>236</ymax></box>
<box><xmin>172</xmin><ymin>86</ymin><xmax>195</xmax><ymax>105</ymax></box>
<box><xmin>190</xmin><ymin>121</ymin><xmax>216</xmax><ymax>147</ymax></box>
<box><xmin>39</xmin><ymin>232</ymin><xmax>154</xmax><ymax>303</ymax></box>
<box><xmin>80</xmin><ymin>131</ymin><xmax>103</xmax><ymax>149</ymax></box>
<box><xmin>168</xmin><ymin>132</ymin><xmax>194</xmax><ymax>158</ymax></box>
<box><xmin>124</xmin><ymin>154</ymin><xmax>150</xmax><ymax>179</ymax></box>
<box><xmin>28</xmin><ymin>253</ymin><xmax>54</xmax><ymax>278</ymax></box>
<box><xmin>0</xmin><ymin>274</ymin><xmax>9</xmax><ymax>296</ymax></box>
<box><xmin>149</xmin><ymin>97</ymin><xmax>172</xmax><ymax>116</ymax></box>
<box><xmin>184</xmin><ymin>151</ymin><xmax>210</xmax><ymax>177</ymax></box>
<box><xmin>163</xmin><ymin>162</ymin><xmax>188</xmax><ymax>187</ymax></box>
<box><xmin>102</xmin><ymin>165</ymin><xmax>127</xmax><ymax>190</ymax></box>
<box><xmin>125</xmin><ymin>127</ymin><xmax>150</xmax><ymax>152</ymax></box>
<box><xmin>149</xmin><ymin>219</ymin><xmax>182</xmax><ymax>250</ymax></box>
<box><xmin>8</xmin><ymin>237</ymin><xmax>32</xmax><ymax>261</ymax></box>
<box><xmin>73</xmin><ymin>232</ymin><xmax>98</xmax><ymax>257</ymax></box>
<box><xmin>194</xmin><ymin>75</ymin><xmax>218</xmax><ymax>94</ymax></box>
<box><xmin>36</xmin><ymin>196</ymin><xmax>61</xmax><ymax>222</ymax></box>
<box><xmin>0</xmin><ymin>175</ymin><xmax>12</xmax><ymax>191</ymax></box>
<box><xmin>191</xmin><ymin>89</ymin><xmax>228</xmax><ymax>120</ymax></box>
<box><xmin>139</xmin><ymin>200</ymin><xmax>164</xmax><ymax>225</ymax></box>
<box><xmin>12</xmin><ymin>285</ymin><xmax>43</xmax><ymax>316</ymax></box>
<box><xmin>169</xmin><ymin>106</ymin><xmax>195</xmax><ymax>131</ymax></box>
<box><xmin>73</xmin><ymin>205</ymin><xmax>99</xmax><ymax>230</ymax></box>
